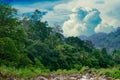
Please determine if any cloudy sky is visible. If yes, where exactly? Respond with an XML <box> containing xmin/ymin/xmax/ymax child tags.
<box><xmin>4</xmin><ymin>0</ymin><xmax>120</xmax><ymax>37</ymax></box>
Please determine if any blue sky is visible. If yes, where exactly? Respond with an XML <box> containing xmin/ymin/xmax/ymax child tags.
<box><xmin>3</xmin><ymin>0</ymin><xmax>120</xmax><ymax>37</ymax></box>
<box><xmin>4</xmin><ymin>0</ymin><xmax>60</xmax><ymax>3</ymax></box>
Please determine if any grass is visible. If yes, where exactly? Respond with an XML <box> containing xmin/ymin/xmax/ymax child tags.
<box><xmin>0</xmin><ymin>65</ymin><xmax>120</xmax><ymax>79</ymax></box>
<box><xmin>0</xmin><ymin>65</ymin><xmax>50</xmax><ymax>79</ymax></box>
<box><xmin>92</xmin><ymin>66</ymin><xmax>120</xmax><ymax>79</ymax></box>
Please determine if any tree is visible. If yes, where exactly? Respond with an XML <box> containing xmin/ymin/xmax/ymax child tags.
<box><xmin>0</xmin><ymin>0</ymin><xmax>17</xmax><ymax>27</ymax></box>
<box><xmin>0</xmin><ymin>1</ymin><xmax>28</xmax><ymax>67</ymax></box>
<box><xmin>101</xmin><ymin>48</ymin><xmax>107</xmax><ymax>56</ymax></box>
<box><xmin>65</xmin><ymin>37</ymin><xmax>84</xmax><ymax>51</ymax></box>
<box><xmin>83</xmin><ymin>40</ymin><xmax>94</xmax><ymax>52</ymax></box>
<box><xmin>0</xmin><ymin>37</ymin><xmax>19</xmax><ymax>66</ymax></box>
<box><xmin>112</xmin><ymin>50</ymin><xmax>120</xmax><ymax>64</ymax></box>
<box><xmin>21</xmin><ymin>10</ymin><xmax>52</xmax><ymax>41</ymax></box>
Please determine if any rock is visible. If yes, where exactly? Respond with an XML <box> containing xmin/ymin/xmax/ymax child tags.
<box><xmin>69</xmin><ymin>73</ymin><xmax>79</xmax><ymax>77</ymax></box>
<box><xmin>76</xmin><ymin>74</ymin><xmax>82</xmax><ymax>79</ymax></box>
<box><xmin>68</xmin><ymin>77</ymin><xmax>76</xmax><ymax>80</ymax></box>
<box><xmin>104</xmin><ymin>77</ymin><xmax>113</xmax><ymax>80</ymax></box>
<box><xmin>36</xmin><ymin>76</ymin><xmax>48</xmax><ymax>80</ymax></box>
<box><xmin>90</xmin><ymin>77</ymin><xmax>94</xmax><ymax>80</ymax></box>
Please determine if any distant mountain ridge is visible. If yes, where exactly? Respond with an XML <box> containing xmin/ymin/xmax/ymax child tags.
<box><xmin>79</xmin><ymin>27</ymin><xmax>120</xmax><ymax>53</ymax></box>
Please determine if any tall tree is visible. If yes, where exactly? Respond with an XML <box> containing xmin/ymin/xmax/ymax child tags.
<box><xmin>0</xmin><ymin>1</ymin><xmax>28</xmax><ymax>67</ymax></box>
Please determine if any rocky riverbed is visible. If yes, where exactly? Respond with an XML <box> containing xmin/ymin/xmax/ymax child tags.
<box><xmin>32</xmin><ymin>73</ymin><xmax>114</xmax><ymax>80</ymax></box>
<box><xmin>1</xmin><ymin>73</ymin><xmax>116</xmax><ymax>80</ymax></box>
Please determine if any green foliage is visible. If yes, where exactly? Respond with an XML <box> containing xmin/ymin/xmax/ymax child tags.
<box><xmin>102</xmin><ymin>67</ymin><xmax>120</xmax><ymax>79</ymax></box>
<box><xmin>0</xmin><ymin>0</ymin><xmax>17</xmax><ymax>27</ymax></box>
<box><xmin>21</xmin><ymin>9</ymin><xmax>52</xmax><ymax>41</ymax></box>
<box><xmin>74</xmin><ymin>64</ymin><xmax>82</xmax><ymax>71</ymax></box>
<box><xmin>0</xmin><ymin>1</ymin><xmax>120</xmax><ymax>79</ymax></box>
<box><xmin>18</xmin><ymin>54</ymin><xmax>33</xmax><ymax>68</ymax></box>
<box><xmin>112</xmin><ymin>50</ymin><xmax>120</xmax><ymax>64</ymax></box>
<box><xmin>0</xmin><ymin>65</ymin><xmax>50</xmax><ymax>79</ymax></box>
<box><xmin>113</xmin><ymin>70</ymin><xmax>120</xmax><ymax>79</ymax></box>
<box><xmin>0</xmin><ymin>37</ymin><xmax>19</xmax><ymax>66</ymax></box>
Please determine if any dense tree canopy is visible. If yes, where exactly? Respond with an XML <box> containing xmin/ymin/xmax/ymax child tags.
<box><xmin>0</xmin><ymin>1</ymin><xmax>120</xmax><ymax>71</ymax></box>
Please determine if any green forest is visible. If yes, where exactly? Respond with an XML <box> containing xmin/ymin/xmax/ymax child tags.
<box><xmin>0</xmin><ymin>1</ymin><xmax>120</xmax><ymax>79</ymax></box>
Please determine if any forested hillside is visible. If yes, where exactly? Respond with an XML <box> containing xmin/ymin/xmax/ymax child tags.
<box><xmin>0</xmin><ymin>1</ymin><xmax>120</xmax><ymax>79</ymax></box>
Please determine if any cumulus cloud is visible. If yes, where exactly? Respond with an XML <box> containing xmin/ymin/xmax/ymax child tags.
<box><xmin>62</xmin><ymin>7</ymin><xmax>101</xmax><ymax>37</ymax></box>
<box><xmin>95</xmin><ymin>23</ymin><xmax>115</xmax><ymax>33</ymax></box>
<box><xmin>42</xmin><ymin>0</ymin><xmax>120</xmax><ymax>36</ymax></box>
<box><xmin>13</xmin><ymin>0</ymin><xmax>120</xmax><ymax>36</ymax></box>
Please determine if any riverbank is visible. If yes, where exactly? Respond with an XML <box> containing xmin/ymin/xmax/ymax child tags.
<box><xmin>0</xmin><ymin>73</ymin><xmax>116</xmax><ymax>80</ymax></box>
<box><xmin>0</xmin><ymin>66</ymin><xmax>120</xmax><ymax>80</ymax></box>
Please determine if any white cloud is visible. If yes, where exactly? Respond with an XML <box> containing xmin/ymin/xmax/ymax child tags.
<box><xmin>13</xmin><ymin>0</ymin><xmax>71</xmax><ymax>26</ymax></box>
<box><xmin>95</xmin><ymin>23</ymin><xmax>115</xmax><ymax>33</ymax></box>
<box><xmin>42</xmin><ymin>0</ymin><xmax>120</xmax><ymax>36</ymax></box>
<box><xmin>62</xmin><ymin>7</ymin><xmax>101</xmax><ymax>37</ymax></box>
<box><xmin>42</xmin><ymin>9</ymin><xmax>71</xmax><ymax>26</ymax></box>
<box><xmin>13</xmin><ymin>0</ymin><xmax>120</xmax><ymax>36</ymax></box>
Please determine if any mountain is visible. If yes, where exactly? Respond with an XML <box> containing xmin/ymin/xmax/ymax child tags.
<box><xmin>79</xmin><ymin>27</ymin><xmax>120</xmax><ymax>53</ymax></box>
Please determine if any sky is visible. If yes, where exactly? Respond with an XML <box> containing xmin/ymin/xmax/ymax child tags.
<box><xmin>3</xmin><ymin>0</ymin><xmax>120</xmax><ymax>37</ymax></box>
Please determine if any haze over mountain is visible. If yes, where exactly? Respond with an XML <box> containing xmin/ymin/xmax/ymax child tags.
<box><xmin>80</xmin><ymin>27</ymin><xmax>120</xmax><ymax>53</ymax></box>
